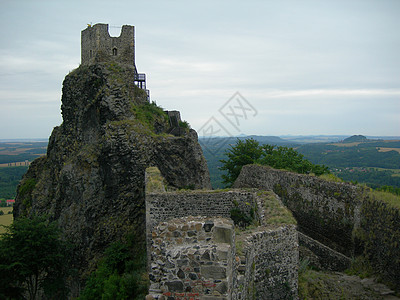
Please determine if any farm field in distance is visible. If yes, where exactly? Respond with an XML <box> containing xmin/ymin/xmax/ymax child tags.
<box><xmin>200</xmin><ymin>135</ymin><xmax>400</xmax><ymax>190</ymax></box>
<box><xmin>0</xmin><ymin>140</ymin><xmax>47</xmax><ymax>199</ymax></box>
<box><xmin>0</xmin><ymin>207</ymin><xmax>13</xmax><ymax>234</ymax></box>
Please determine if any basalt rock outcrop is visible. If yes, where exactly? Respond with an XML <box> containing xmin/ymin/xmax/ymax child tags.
<box><xmin>14</xmin><ymin>62</ymin><xmax>211</xmax><ymax>278</ymax></box>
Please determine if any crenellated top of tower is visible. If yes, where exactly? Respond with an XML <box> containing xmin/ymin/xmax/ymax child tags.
<box><xmin>81</xmin><ymin>23</ymin><xmax>136</xmax><ymax>68</ymax></box>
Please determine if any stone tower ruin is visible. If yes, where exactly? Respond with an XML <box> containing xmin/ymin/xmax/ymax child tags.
<box><xmin>81</xmin><ymin>23</ymin><xmax>136</xmax><ymax>67</ymax></box>
<box><xmin>81</xmin><ymin>23</ymin><xmax>149</xmax><ymax>99</ymax></box>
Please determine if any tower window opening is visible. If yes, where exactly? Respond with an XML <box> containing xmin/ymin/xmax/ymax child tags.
<box><xmin>112</xmin><ymin>48</ymin><xmax>118</xmax><ymax>56</ymax></box>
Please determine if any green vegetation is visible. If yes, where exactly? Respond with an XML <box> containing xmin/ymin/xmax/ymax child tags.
<box><xmin>368</xmin><ymin>188</ymin><xmax>400</xmax><ymax>210</ymax></box>
<box><xmin>0</xmin><ymin>207</ymin><xmax>13</xmax><ymax>235</ymax></box>
<box><xmin>261</xmin><ymin>191</ymin><xmax>297</xmax><ymax>225</ymax></box>
<box><xmin>297</xmin><ymin>140</ymin><xmax>400</xmax><ymax>170</ymax></box>
<box><xmin>145</xmin><ymin>167</ymin><xmax>166</xmax><ymax>192</ymax></box>
<box><xmin>79</xmin><ymin>238</ymin><xmax>148</xmax><ymax>300</ymax></box>
<box><xmin>230</xmin><ymin>208</ymin><xmax>254</xmax><ymax>228</ymax></box>
<box><xmin>0</xmin><ymin>216</ymin><xmax>70</xmax><ymax>299</ymax></box>
<box><xmin>317</xmin><ymin>173</ymin><xmax>343</xmax><ymax>183</ymax></box>
<box><xmin>200</xmin><ymin>136</ymin><xmax>400</xmax><ymax>190</ymax></box>
<box><xmin>376</xmin><ymin>185</ymin><xmax>400</xmax><ymax>196</ymax></box>
<box><xmin>0</xmin><ymin>141</ymin><xmax>47</xmax><ymax>164</ymax></box>
<box><xmin>334</xmin><ymin>168</ymin><xmax>400</xmax><ymax>189</ymax></box>
<box><xmin>131</xmin><ymin>101</ymin><xmax>168</xmax><ymax>133</ymax></box>
<box><xmin>178</xmin><ymin>120</ymin><xmax>190</xmax><ymax>129</ymax></box>
<box><xmin>220</xmin><ymin>138</ymin><xmax>329</xmax><ymax>187</ymax></box>
<box><xmin>345</xmin><ymin>256</ymin><xmax>374</xmax><ymax>279</ymax></box>
<box><xmin>298</xmin><ymin>260</ymin><xmax>386</xmax><ymax>300</ymax></box>
<box><xmin>0</xmin><ymin>166</ymin><xmax>28</xmax><ymax>199</ymax></box>
<box><xmin>17</xmin><ymin>177</ymin><xmax>37</xmax><ymax>209</ymax></box>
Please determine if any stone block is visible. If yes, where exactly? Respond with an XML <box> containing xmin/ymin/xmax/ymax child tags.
<box><xmin>165</xmin><ymin>280</ymin><xmax>184</xmax><ymax>292</ymax></box>
<box><xmin>213</xmin><ymin>226</ymin><xmax>233</xmax><ymax>244</ymax></box>
<box><xmin>201</xmin><ymin>265</ymin><xmax>227</xmax><ymax>279</ymax></box>
<box><xmin>203</xmin><ymin>220</ymin><xmax>214</xmax><ymax>232</ymax></box>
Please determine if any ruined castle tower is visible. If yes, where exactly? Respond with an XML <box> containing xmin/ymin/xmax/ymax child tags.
<box><xmin>81</xmin><ymin>23</ymin><xmax>148</xmax><ymax>96</ymax></box>
<box><xmin>81</xmin><ymin>23</ymin><xmax>136</xmax><ymax>68</ymax></box>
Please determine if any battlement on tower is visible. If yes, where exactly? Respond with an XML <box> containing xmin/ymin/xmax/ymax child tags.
<box><xmin>81</xmin><ymin>23</ymin><xmax>136</xmax><ymax>68</ymax></box>
<box><xmin>81</xmin><ymin>23</ymin><xmax>150</xmax><ymax>100</ymax></box>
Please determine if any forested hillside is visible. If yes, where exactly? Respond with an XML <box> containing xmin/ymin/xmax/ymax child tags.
<box><xmin>199</xmin><ymin>136</ymin><xmax>297</xmax><ymax>189</ymax></box>
<box><xmin>1</xmin><ymin>136</ymin><xmax>400</xmax><ymax>194</ymax></box>
<box><xmin>0</xmin><ymin>141</ymin><xmax>46</xmax><ymax>198</ymax></box>
<box><xmin>200</xmin><ymin>135</ymin><xmax>400</xmax><ymax>190</ymax></box>
<box><xmin>296</xmin><ymin>138</ymin><xmax>400</xmax><ymax>188</ymax></box>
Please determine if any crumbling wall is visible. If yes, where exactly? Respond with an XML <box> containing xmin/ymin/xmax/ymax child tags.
<box><xmin>238</xmin><ymin>225</ymin><xmax>298</xmax><ymax>300</ymax></box>
<box><xmin>234</xmin><ymin>164</ymin><xmax>364</xmax><ymax>256</ymax></box>
<box><xmin>356</xmin><ymin>195</ymin><xmax>400</xmax><ymax>290</ymax></box>
<box><xmin>149</xmin><ymin>216</ymin><xmax>235</xmax><ymax>299</ymax></box>
<box><xmin>146</xmin><ymin>189</ymin><xmax>257</xmax><ymax>260</ymax></box>
<box><xmin>145</xmin><ymin>171</ymin><xmax>299</xmax><ymax>299</ymax></box>
<box><xmin>234</xmin><ymin>164</ymin><xmax>400</xmax><ymax>291</ymax></box>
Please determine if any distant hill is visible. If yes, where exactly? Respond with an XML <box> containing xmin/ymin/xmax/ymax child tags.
<box><xmin>199</xmin><ymin>135</ymin><xmax>298</xmax><ymax>189</ymax></box>
<box><xmin>343</xmin><ymin>135</ymin><xmax>368</xmax><ymax>143</ymax></box>
<box><xmin>296</xmin><ymin>138</ymin><xmax>400</xmax><ymax>189</ymax></box>
<box><xmin>199</xmin><ymin>135</ymin><xmax>400</xmax><ymax>189</ymax></box>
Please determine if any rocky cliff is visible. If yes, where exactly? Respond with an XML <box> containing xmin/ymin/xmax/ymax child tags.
<box><xmin>14</xmin><ymin>62</ymin><xmax>211</xmax><ymax>278</ymax></box>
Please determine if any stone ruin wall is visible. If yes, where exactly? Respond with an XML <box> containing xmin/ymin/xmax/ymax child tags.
<box><xmin>81</xmin><ymin>23</ymin><xmax>135</xmax><ymax>66</ymax></box>
<box><xmin>234</xmin><ymin>164</ymin><xmax>364</xmax><ymax>256</ymax></box>
<box><xmin>145</xmin><ymin>179</ymin><xmax>299</xmax><ymax>300</ymax></box>
<box><xmin>146</xmin><ymin>190</ymin><xmax>257</xmax><ymax>254</ymax></box>
<box><xmin>241</xmin><ymin>226</ymin><xmax>298</xmax><ymax>299</ymax></box>
<box><xmin>234</xmin><ymin>164</ymin><xmax>400</xmax><ymax>290</ymax></box>
<box><xmin>149</xmin><ymin>216</ymin><xmax>236</xmax><ymax>300</ymax></box>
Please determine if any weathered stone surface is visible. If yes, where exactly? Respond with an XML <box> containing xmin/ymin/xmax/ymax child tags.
<box><xmin>201</xmin><ymin>266</ymin><xmax>227</xmax><ymax>279</ymax></box>
<box><xmin>165</xmin><ymin>280</ymin><xmax>184</xmax><ymax>292</ymax></box>
<box><xmin>234</xmin><ymin>164</ymin><xmax>400</xmax><ymax>292</ymax></box>
<box><xmin>213</xmin><ymin>225</ymin><xmax>233</xmax><ymax>244</ymax></box>
<box><xmin>13</xmin><ymin>62</ymin><xmax>211</xmax><ymax>281</ymax></box>
<box><xmin>234</xmin><ymin>164</ymin><xmax>363</xmax><ymax>255</ymax></box>
<box><xmin>146</xmin><ymin>184</ymin><xmax>299</xmax><ymax>300</ymax></box>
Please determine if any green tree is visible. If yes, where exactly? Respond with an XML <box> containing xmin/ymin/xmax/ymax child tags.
<box><xmin>220</xmin><ymin>138</ymin><xmax>330</xmax><ymax>186</ymax></box>
<box><xmin>220</xmin><ymin>138</ymin><xmax>264</xmax><ymax>187</ymax></box>
<box><xmin>0</xmin><ymin>216</ymin><xmax>69</xmax><ymax>299</ymax></box>
<box><xmin>79</xmin><ymin>239</ymin><xmax>148</xmax><ymax>300</ymax></box>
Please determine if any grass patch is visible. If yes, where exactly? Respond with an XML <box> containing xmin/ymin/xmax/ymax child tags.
<box><xmin>18</xmin><ymin>178</ymin><xmax>37</xmax><ymax>209</ymax></box>
<box><xmin>145</xmin><ymin>167</ymin><xmax>166</xmax><ymax>193</ymax></box>
<box><xmin>0</xmin><ymin>207</ymin><xmax>13</xmax><ymax>235</ymax></box>
<box><xmin>131</xmin><ymin>102</ymin><xmax>168</xmax><ymax>133</ymax></box>
<box><xmin>318</xmin><ymin>173</ymin><xmax>343</xmax><ymax>183</ymax></box>
<box><xmin>262</xmin><ymin>191</ymin><xmax>297</xmax><ymax>225</ymax></box>
<box><xmin>345</xmin><ymin>256</ymin><xmax>374</xmax><ymax>279</ymax></box>
<box><xmin>368</xmin><ymin>189</ymin><xmax>400</xmax><ymax>209</ymax></box>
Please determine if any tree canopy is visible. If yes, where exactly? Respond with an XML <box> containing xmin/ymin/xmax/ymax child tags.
<box><xmin>0</xmin><ymin>216</ymin><xmax>69</xmax><ymax>299</ymax></box>
<box><xmin>220</xmin><ymin>138</ymin><xmax>330</xmax><ymax>186</ymax></box>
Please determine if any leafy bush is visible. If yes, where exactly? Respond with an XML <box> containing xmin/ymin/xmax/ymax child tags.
<box><xmin>17</xmin><ymin>177</ymin><xmax>37</xmax><ymax>209</ymax></box>
<box><xmin>178</xmin><ymin>120</ymin><xmax>190</xmax><ymax>129</ymax></box>
<box><xmin>0</xmin><ymin>211</ymin><xmax>3</xmax><ymax>216</ymax></box>
<box><xmin>131</xmin><ymin>101</ymin><xmax>168</xmax><ymax>132</ymax></box>
<box><xmin>220</xmin><ymin>138</ymin><xmax>330</xmax><ymax>186</ymax></box>
<box><xmin>230</xmin><ymin>208</ymin><xmax>253</xmax><ymax>228</ymax></box>
<box><xmin>0</xmin><ymin>216</ymin><xmax>70</xmax><ymax>299</ymax></box>
<box><xmin>79</xmin><ymin>238</ymin><xmax>148</xmax><ymax>300</ymax></box>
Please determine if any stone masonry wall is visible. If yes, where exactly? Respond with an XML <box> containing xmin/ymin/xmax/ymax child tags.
<box><xmin>234</xmin><ymin>164</ymin><xmax>400</xmax><ymax>291</ymax></box>
<box><xmin>146</xmin><ymin>190</ymin><xmax>258</xmax><ymax>260</ymax></box>
<box><xmin>146</xmin><ymin>167</ymin><xmax>299</xmax><ymax>299</ymax></box>
<box><xmin>238</xmin><ymin>226</ymin><xmax>298</xmax><ymax>300</ymax></box>
<box><xmin>149</xmin><ymin>216</ymin><xmax>235</xmax><ymax>299</ymax></box>
<box><xmin>234</xmin><ymin>164</ymin><xmax>364</xmax><ymax>256</ymax></box>
<box><xmin>356</xmin><ymin>195</ymin><xmax>400</xmax><ymax>290</ymax></box>
<box><xmin>81</xmin><ymin>23</ymin><xmax>135</xmax><ymax>66</ymax></box>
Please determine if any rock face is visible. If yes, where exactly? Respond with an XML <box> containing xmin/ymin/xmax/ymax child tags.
<box><xmin>14</xmin><ymin>62</ymin><xmax>211</xmax><ymax>277</ymax></box>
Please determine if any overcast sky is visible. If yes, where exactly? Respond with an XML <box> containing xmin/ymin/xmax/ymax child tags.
<box><xmin>0</xmin><ymin>0</ymin><xmax>399</xmax><ymax>139</ymax></box>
